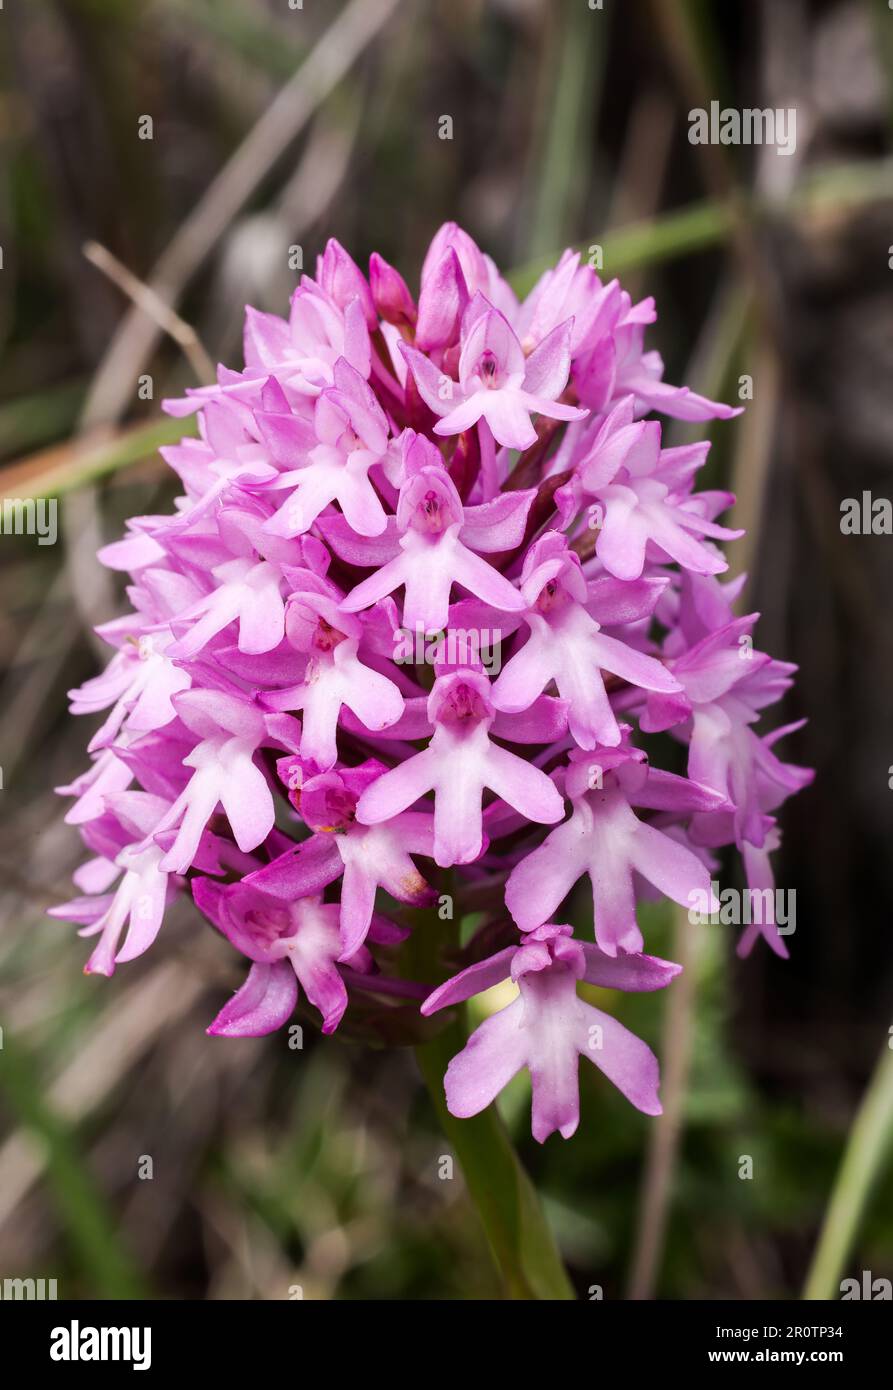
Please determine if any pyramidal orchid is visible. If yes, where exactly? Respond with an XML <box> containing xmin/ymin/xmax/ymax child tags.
<box><xmin>56</xmin><ymin>226</ymin><xmax>810</xmax><ymax>1155</ymax></box>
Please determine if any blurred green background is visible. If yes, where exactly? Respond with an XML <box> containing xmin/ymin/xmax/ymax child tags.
<box><xmin>1</xmin><ymin>0</ymin><xmax>892</xmax><ymax>1300</ymax></box>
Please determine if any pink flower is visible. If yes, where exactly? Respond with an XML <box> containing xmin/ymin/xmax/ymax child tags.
<box><xmin>257</xmin><ymin>577</ymin><xmax>404</xmax><ymax>770</ymax></box>
<box><xmin>506</xmin><ymin>742</ymin><xmax>726</xmax><ymax>954</ymax></box>
<box><xmin>324</xmin><ymin>432</ymin><xmax>533</xmax><ymax>632</ymax></box>
<box><xmin>246</xmin><ymin>761</ymin><xmax>433</xmax><ymax>959</ymax></box>
<box><xmin>491</xmin><ymin>531</ymin><xmax>682</xmax><ymax>747</ymax></box>
<box><xmin>259</xmin><ymin>359</ymin><xmax>390</xmax><ymax>538</ymax></box>
<box><xmin>149</xmin><ymin>690</ymin><xmax>298</xmax><ymax>875</ymax></box>
<box><xmin>423</xmin><ymin>924</ymin><xmax>681</xmax><ymax>1140</ymax></box>
<box><xmin>402</xmin><ymin>294</ymin><xmax>587</xmax><ymax>450</ymax></box>
<box><xmin>195</xmin><ymin>876</ymin><xmax>365</xmax><ymax>1036</ymax></box>
<box><xmin>357</xmin><ymin>670</ymin><xmax>564</xmax><ymax>867</ymax></box>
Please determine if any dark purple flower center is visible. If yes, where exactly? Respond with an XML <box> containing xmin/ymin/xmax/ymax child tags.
<box><xmin>440</xmin><ymin>681</ymin><xmax>489</xmax><ymax>727</ymax></box>
<box><xmin>312</xmin><ymin>617</ymin><xmax>345</xmax><ymax>653</ymax></box>
<box><xmin>535</xmin><ymin>577</ymin><xmax>569</xmax><ymax>616</ymax></box>
<box><xmin>478</xmin><ymin>350</ymin><xmax>499</xmax><ymax>386</ymax></box>
<box><xmin>416</xmin><ymin>489</ymin><xmax>446</xmax><ymax>535</ymax></box>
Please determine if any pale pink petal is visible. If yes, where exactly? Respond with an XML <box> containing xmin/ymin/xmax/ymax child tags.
<box><xmin>450</xmin><ymin>544</ymin><xmax>526</xmax><ymax>613</ymax></box>
<box><xmin>576</xmin><ymin>1002</ymin><xmax>662</xmax><ymax>1115</ymax></box>
<box><xmin>522</xmin><ymin>318</ymin><xmax>573</xmax><ymax>399</ymax></box>
<box><xmin>506</xmin><ymin>814</ymin><xmax>588</xmax><ymax>932</ymax></box>
<box><xmin>356</xmin><ymin>748</ymin><xmax>438</xmax><ymax>824</ymax></box>
<box><xmin>480</xmin><ymin>390</ymin><xmax>537</xmax><ymax>450</ymax></box>
<box><xmin>444</xmin><ymin>999</ymin><xmax>528</xmax><ymax>1118</ymax></box>
<box><xmin>484</xmin><ymin>745</ymin><xmax>564</xmax><ymax>825</ymax></box>
<box><xmin>491</xmin><ymin>631</ymin><xmax>556</xmax><ymax>711</ymax></box>
<box><xmin>421</xmin><ymin>948</ymin><xmax>516</xmax><ymax>1015</ymax></box>
<box><xmin>629</xmin><ymin>819</ymin><xmax>715</xmax><ymax>912</ymax></box>
<box><xmin>580</xmin><ymin>945</ymin><xmax>682</xmax><ymax>992</ymax></box>
<box><xmin>218</xmin><ymin>751</ymin><xmax>275</xmax><ymax>852</ymax></box>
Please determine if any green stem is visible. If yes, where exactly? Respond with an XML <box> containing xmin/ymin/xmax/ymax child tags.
<box><xmin>4</xmin><ymin>415</ymin><xmax>196</xmax><ymax>501</ymax></box>
<box><xmin>415</xmin><ymin>1014</ymin><xmax>575</xmax><ymax>1300</ymax></box>
<box><xmin>524</xmin><ymin>0</ymin><xmax>601</xmax><ymax>261</ymax></box>
<box><xmin>0</xmin><ymin>1029</ymin><xmax>147</xmax><ymax>1298</ymax></box>
<box><xmin>803</xmin><ymin>1035</ymin><xmax>893</xmax><ymax>1300</ymax></box>
<box><xmin>0</xmin><ymin>379</ymin><xmax>86</xmax><ymax>456</ymax></box>
<box><xmin>509</xmin><ymin>157</ymin><xmax>893</xmax><ymax>295</ymax></box>
<box><xmin>407</xmin><ymin>905</ymin><xmax>573</xmax><ymax>1301</ymax></box>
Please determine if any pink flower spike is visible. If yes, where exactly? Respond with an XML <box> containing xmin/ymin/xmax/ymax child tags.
<box><xmin>54</xmin><ymin>224</ymin><xmax>810</xmax><ymax>1154</ymax></box>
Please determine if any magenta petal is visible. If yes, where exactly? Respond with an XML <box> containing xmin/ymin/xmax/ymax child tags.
<box><xmin>415</xmin><ymin>247</ymin><xmax>467</xmax><ymax>350</ymax></box>
<box><xmin>581</xmin><ymin>945</ymin><xmax>682</xmax><ymax>992</ymax></box>
<box><xmin>207</xmin><ymin>961</ymin><xmax>298</xmax><ymax>1037</ymax></box>
<box><xmin>294</xmin><ymin>952</ymin><xmax>349</xmax><ymax>1035</ymax></box>
<box><xmin>491</xmin><ymin>695</ymin><xmax>568</xmax><ymax>743</ymax></box>
<box><xmin>400</xmin><ymin>342</ymin><xmax>456</xmax><ymax>416</ymax></box>
<box><xmin>421</xmin><ymin>947</ymin><xmax>515</xmax><ymax>1015</ymax></box>
<box><xmin>246</xmin><ymin>835</ymin><xmax>343</xmax><ymax>898</ymax></box>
